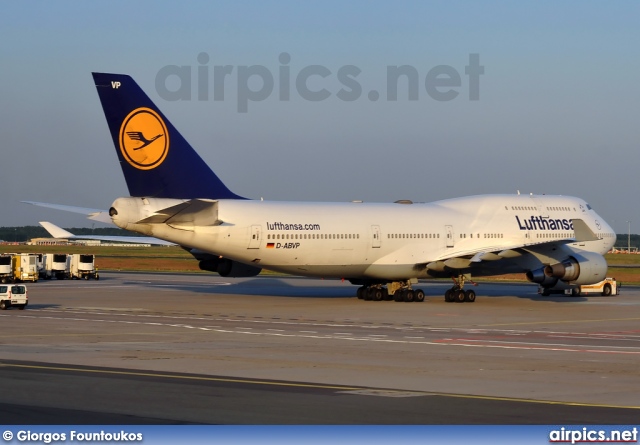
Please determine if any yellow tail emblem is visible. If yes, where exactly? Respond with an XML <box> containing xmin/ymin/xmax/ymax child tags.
<box><xmin>119</xmin><ymin>107</ymin><xmax>169</xmax><ymax>170</ymax></box>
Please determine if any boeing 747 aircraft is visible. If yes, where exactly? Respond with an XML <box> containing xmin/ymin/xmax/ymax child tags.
<box><xmin>85</xmin><ymin>73</ymin><xmax>617</xmax><ymax>302</ymax></box>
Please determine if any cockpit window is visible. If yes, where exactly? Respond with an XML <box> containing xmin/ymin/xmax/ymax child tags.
<box><xmin>586</xmin><ymin>204</ymin><xmax>593</xmax><ymax>210</ymax></box>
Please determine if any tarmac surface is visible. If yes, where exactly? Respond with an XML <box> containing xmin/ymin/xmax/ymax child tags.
<box><xmin>1</xmin><ymin>272</ymin><xmax>639</xmax><ymax>424</ymax></box>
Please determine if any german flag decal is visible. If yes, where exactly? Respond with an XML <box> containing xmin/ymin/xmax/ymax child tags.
<box><xmin>266</xmin><ymin>243</ymin><xmax>275</xmax><ymax>248</ymax></box>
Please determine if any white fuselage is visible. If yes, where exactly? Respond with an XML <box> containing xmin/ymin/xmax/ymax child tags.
<box><xmin>112</xmin><ymin>194</ymin><xmax>615</xmax><ymax>281</ymax></box>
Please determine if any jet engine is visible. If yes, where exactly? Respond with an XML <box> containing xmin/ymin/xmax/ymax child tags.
<box><xmin>525</xmin><ymin>268</ymin><xmax>558</xmax><ymax>287</ymax></box>
<box><xmin>543</xmin><ymin>251</ymin><xmax>607</xmax><ymax>285</ymax></box>
<box><xmin>199</xmin><ymin>258</ymin><xmax>261</xmax><ymax>278</ymax></box>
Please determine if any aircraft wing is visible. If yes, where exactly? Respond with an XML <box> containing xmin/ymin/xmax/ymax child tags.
<box><xmin>39</xmin><ymin>221</ymin><xmax>176</xmax><ymax>246</ymax></box>
<box><xmin>429</xmin><ymin>219</ymin><xmax>599</xmax><ymax>270</ymax></box>
<box><xmin>22</xmin><ymin>201</ymin><xmax>112</xmax><ymax>224</ymax></box>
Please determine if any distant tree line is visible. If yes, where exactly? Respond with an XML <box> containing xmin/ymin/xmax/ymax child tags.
<box><xmin>0</xmin><ymin>226</ymin><xmax>138</xmax><ymax>242</ymax></box>
<box><xmin>615</xmin><ymin>234</ymin><xmax>640</xmax><ymax>250</ymax></box>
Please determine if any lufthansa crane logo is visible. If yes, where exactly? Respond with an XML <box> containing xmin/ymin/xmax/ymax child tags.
<box><xmin>119</xmin><ymin>107</ymin><xmax>169</xmax><ymax>170</ymax></box>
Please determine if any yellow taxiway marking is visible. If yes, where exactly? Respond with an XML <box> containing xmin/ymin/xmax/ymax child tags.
<box><xmin>2</xmin><ymin>362</ymin><xmax>639</xmax><ymax>410</ymax></box>
<box><xmin>0</xmin><ymin>362</ymin><xmax>361</xmax><ymax>391</ymax></box>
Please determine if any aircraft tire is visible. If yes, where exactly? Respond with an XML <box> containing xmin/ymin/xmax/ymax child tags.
<box><xmin>454</xmin><ymin>290</ymin><xmax>465</xmax><ymax>303</ymax></box>
<box><xmin>444</xmin><ymin>289</ymin><xmax>454</xmax><ymax>302</ymax></box>
<box><xmin>464</xmin><ymin>290</ymin><xmax>476</xmax><ymax>302</ymax></box>
<box><xmin>414</xmin><ymin>289</ymin><xmax>425</xmax><ymax>302</ymax></box>
<box><xmin>404</xmin><ymin>290</ymin><xmax>415</xmax><ymax>302</ymax></box>
<box><xmin>372</xmin><ymin>289</ymin><xmax>383</xmax><ymax>301</ymax></box>
<box><xmin>394</xmin><ymin>290</ymin><xmax>404</xmax><ymax>302</ymax></box>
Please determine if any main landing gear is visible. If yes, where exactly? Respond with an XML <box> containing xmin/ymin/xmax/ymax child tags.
<box><xmin>444</xmin><ymin>275</ymin><xmax>476</xmax><ymax>303</ymax></box>
<box><xmin>356</xmin><ymin>281</ymin><xmax>425</xmax><ymax>303</ymax></box>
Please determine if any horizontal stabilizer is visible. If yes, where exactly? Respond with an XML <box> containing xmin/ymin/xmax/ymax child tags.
<box><xmin>39</xmin><ymin>221</ymin><xmax>175</xmax><ymax>245</ymax></box>
<box><xmin>22</xmin><ymin>201</ymin><xmax>113</xmax><ymax>224</ymax></box>
<box><xmin>137</xmin><ymin>199</ymin><xmax>222</xmax><ymax>228</ymax></box>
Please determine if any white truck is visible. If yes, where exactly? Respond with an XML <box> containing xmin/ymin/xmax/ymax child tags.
<box><xmin>539</xmin><ymin>278</ymin><xmax>619</xmax><ymax>297</ymax></box>
<box><xmin>41</xmin><ymin>253</ymin><xmax>70</xmax><ymax>279</ymax></box>
<box><xmin>67</xmin><ymin>254</ymin><xmax>99</xmax><ymax>280</ymax></box>
<box><xmin>11</xmin><ymin>254</ymin><xmax>38</xmax><ymax>282</ymax></box>
<box><xmin>0</xmin><ymin>255</ymin><xmax>12</xmax><ymax>283</ymax></box>
<box><xmin>0</xmin><ymin>284</ymin><xmax>28</xmax><ymax>310</ymax></box>
<box><xmin>34</xmin><ymin>253</ymin><xmax>44</xmax><ymax>277</ymax></box>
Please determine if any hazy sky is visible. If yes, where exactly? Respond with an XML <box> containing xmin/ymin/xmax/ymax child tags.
<box><xmin>1</xmin><ymin>1</ymin><xmax>638</xmax><ymax>236</ymax></box>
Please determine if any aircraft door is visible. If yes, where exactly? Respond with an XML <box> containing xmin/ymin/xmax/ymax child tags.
<box><xmin>248</xmin><ymin>225</ymin><xmax>261</xmax><ymax>249</ymax></box>
<box><xmin>371</xmin><ymin>225</ymin><xmax>381</xmax><ymax>248</ymax></box>
<box><xmin>445</xmin><ymin>225</ymin><xmax>454</xmax><ymax>248</ymax></box>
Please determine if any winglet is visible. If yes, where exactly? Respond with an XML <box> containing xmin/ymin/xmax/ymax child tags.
<box><xmin>40</xmin><ymin>221</ymin><xmax>74</xmax><ymax>239</ymax></box>
<box><xmin>572</xmin><ymin>219</ymin><xmax>600</xmax><ymax>242</ymax></box>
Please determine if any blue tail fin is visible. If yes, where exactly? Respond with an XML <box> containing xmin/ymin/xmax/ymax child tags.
<box><xmin>92</xmin><ymin>72</ymin><xmax>244</xmax><ymax>199</ymax></box>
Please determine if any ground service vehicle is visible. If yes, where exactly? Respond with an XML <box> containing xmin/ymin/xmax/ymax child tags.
<box><xmin>539</xmin><ymin>278</ymin><xmax>618</xmax><ymax>297</ymax></box>
<box><xmin>41</xmin><ymin>253</ymin><xmax>70</xmax><ymax>279</ymax></box>
<box><xmin>0</xmin><ymin>284</ymin><xmax>28</xmax><ymax>309</ymax></box>
<box><xmin>68</xmin><ymin>254</ymin><xmax>99</xmax><ymax>280</ymax></box>
<box><xmin>0</xmin><ymin>255</ymin><xmax>12</xmax><ymax>283</ymax></box>
<box><xmin>39</xmin><ymin>254</ymin><xmax>52</xmax><ymax>279</ymax></box>
<box><xmin>45</xmin><ymin>253</ymin><xmax>69</xmax><ymax>280</ymax></box>
<box><xmin>34</xmin><ymin>253</ymin><xmax>44</xmax><ymax>276</ymax></box>
<box><xmin>11</xmin><ymin>254</ymin><xmax>38</xmax><ymax>282</ymax></box>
